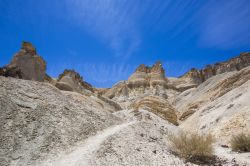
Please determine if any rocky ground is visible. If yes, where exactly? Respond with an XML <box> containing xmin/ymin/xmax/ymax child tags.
<box><xmin>0</xmin><ymin>76</ymin><xmax>121</xmax><ymax>166</ymax></box>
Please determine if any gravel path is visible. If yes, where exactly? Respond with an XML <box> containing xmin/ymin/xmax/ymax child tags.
<box><xmin>41</xmin><ymin>121</ymin><xmax>136</xmax><ymax>166</ymax></box>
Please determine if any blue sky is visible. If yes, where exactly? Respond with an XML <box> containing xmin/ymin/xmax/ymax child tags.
<box><xmin>0</xmin><ymin>0</ymin><xmax>250</xmax><ymax>87</ymax></box>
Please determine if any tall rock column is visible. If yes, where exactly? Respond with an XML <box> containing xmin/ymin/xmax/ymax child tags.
<box><xmin>0</xmin><ymin>42</ymin><xmax>46</xmax><ymax>82</ymax></box>
<box><xmin>149</xmin><ymin>61</ymin><xmax>167</xmax><ymax>87</ymax></box>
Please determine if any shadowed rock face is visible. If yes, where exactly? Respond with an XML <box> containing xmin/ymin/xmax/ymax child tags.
<box><xmin>0</xmin><ymin>42</ymin><xmax>46</xmax><ymax>82</ymax></box>
<box><xmin>56</xmin><ymin>69</ymin><xmax>94</xmax><ymax>93</ymax></box>
<box><xmin>181</xmin><ymin>52</ymin><xmax>250</xmax><ymax>85</ymax></box>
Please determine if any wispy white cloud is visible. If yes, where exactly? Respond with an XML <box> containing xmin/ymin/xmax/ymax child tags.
<box><xmin>47</xmin><ymin>60</ymin><xmax>136</xmax><ymax>87</ymax></box>
<box><xmin>65</xmin><ymin>0</ymin><xmax>141</xmax><ymax>58</ymax></box>
<box><xmin>80</xmin><ymin>63</ymin><xmax>135</xmax><ymax>85</ymax></box>
<box><xmin>199</xmin><ymin>0</ymin><xmax>250</xmax><ymax>49</ymax></box>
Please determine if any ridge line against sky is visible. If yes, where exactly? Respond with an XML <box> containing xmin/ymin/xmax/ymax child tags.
<box><xmin>0</xmin><ymin>0</ymin><xmax>250</xmax><ymax>87</ymax></box>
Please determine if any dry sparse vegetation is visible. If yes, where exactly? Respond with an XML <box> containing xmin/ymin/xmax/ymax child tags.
<box><xmin>230</xmin><ymin>133</ymin><xmax>250</xmax><ymax>152</ymax></box>
<box><xmin>168</xmin><ymin>132</ymin><xmax>215</xmax><ymax>164</ymax></box>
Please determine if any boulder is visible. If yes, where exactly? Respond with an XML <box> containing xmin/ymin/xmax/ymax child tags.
<box><xmin>55</xmin><ymin>69</ymin><xmax>94</xmax><ymax>93</ymax></box>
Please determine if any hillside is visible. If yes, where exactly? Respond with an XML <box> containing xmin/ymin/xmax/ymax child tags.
<box><xmin>0</xmin><ymin>42</ymin><xmax>250</xmax><ymax>165</ymax></box>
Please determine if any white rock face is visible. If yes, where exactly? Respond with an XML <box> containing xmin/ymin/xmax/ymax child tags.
<box><xmin>174</xmin><ymin>66</ymin><xmax>250</xmax><ymax>144</ymax></box>
<box><xmin>0</xmin><ymin>76</ymin><xmax>121</xmax><ymax>166</ymax></box>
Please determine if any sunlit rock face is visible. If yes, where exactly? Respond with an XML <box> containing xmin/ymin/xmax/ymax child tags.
<box><xmin>0</xmin><ymin>76</ymin><xmax>121</xmax><ymax>166</ymax></box>
<box><xmin>214</xmin><ymin>52</ymin><xmax>250</xmax><ymax>74</ymax></box>
<box><xmin>55</xmin><ymin>69</ymin><xmax>94</xmax><ymax>93</ymax></box>
<box><xmin>102</xmin><ymin>61</ymin><xmax>175</xmax><ymax>109</ymax></box>
<box><xmin>179</xmin><ymin>68</ymin><xmax>203</xmax><ymax>85</ymax></box>
<box><xmin>130</xmin><ymin>95</ymin><xmax>178</xmax><ymax>125</ymax></box>
<box><xmin>180</xmin><ymin>52</ymin><xmax>250</xmax><ymax>85</ymax></box>
<box><xmin>128</xmin><ymin>61</ymin><xmax>167</xmax><ymax>88</ymax></box>
<box><xmin>127</xmin><ymin>64</ymin><xmax>150</xmax><ymax>88</ymax></box>
<box><xmin>0</xmin><ymin>42</ymin><xmax>46</xmax><ymax>81</ymax></box>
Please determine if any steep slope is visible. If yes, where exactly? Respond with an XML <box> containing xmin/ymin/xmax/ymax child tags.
<box><xmin>0</xmin><ymin>76</ymin><xmax>122</xmax><ymax>166</ymax></box>
<box><xmin>0</xmin><ymin>76</ymin><xmax>191</xmax><ymax>166</ymax></box>
<box><xmin>92</xmin><ymin>109</ymin><xmax>185</xmax><ymax>166</ymax></box>
<box><xmin>174</xmin><ymin>66</ymin><xmax>250</xmax><ymax>144</ymax></box>
<box><xmin>40</xmin><ymin>121</ymin><xmax>136</xmax><ymax>166</ymax></box>
<box><xmin>40</xmin><ymin>109</ymin><xmax>185</xmax><ymax>166</ymax></box>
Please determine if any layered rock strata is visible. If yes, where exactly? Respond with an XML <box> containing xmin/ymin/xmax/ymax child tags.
<box><xmin>181</xmin><ymin>52</ymin><xmax>250</xmax><ymax>85</ymax></box>
<box><xmin>102</xmin><ymin>61</ymin><xmax>172</xmax><ymax>104</ymax></box>
<box><xmin>128</xmin><ymin>61</ymin><xmax>167</xmax><ymax>88</ymax></box>
<box><xmin>130</xmin><ymin>95</ymin><xmax>178</xmax><ymax>125</ymax></box>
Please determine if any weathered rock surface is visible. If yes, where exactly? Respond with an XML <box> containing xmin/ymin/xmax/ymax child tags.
<box><xmin>92</xmin><ymin>109</ymin><xmax>185</xmax><ymax>166</ymax></box>
<box><xmin>128</xmin><ymin>61</ymin><xmax>167</xmax><ymax>88</ymax></box>
<box><xmin>173</xmin><ymin>66</ymin><xmax>250</xmax><ymax>144</ymax></box>
<box><xmin>0</xmin><ymin>76</ymin><xmax>122</xmax><ymax>166</ymax></box>
<box><xmin>0</xmin><ymin>42</ymin><xmax>46</xmax><ymax>82</ymax></box>
<box><xmin>55</xmin><ymin>69</ymin><xmax>94</xmax><ymax>93</ymax></box>
<box><xmin>180</xmin><ymin>52</ymin><xmax>250</xmax><ymax>85</ymax></box>
<box><xmin>102</xmin><ymin>62</ymin><xmax>177</xmax><ymax>110</ymax></box>
<box><xmin>130</xmin><ymin>95</ymin><xmax>178</xmax><ymax>125</ymax></box>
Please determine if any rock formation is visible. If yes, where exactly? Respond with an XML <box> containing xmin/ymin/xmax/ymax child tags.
<box><xmin>130</xmin><ymin>95</ymin><xmax>178</xmax><ymax>125</ymax></box>
<box><xmin>128</xmin><ymin>61</ymin><xmax>167</xmax><ymax>88</ymax></box>
<box><xmin>1</xmin><ymin>42</ymin><xmax>250</xmax><ymax>165</ymax></box>
<box><xmin>174</xmin><ymin>66</ymin><xmax>250</xmax><ymax>145</ymax></box>
<box><xmin>102</xmin><ymin>61</ymin><xmax>172</xmax><ymax>108</ymax></box>
<box><xmin>55</xmin><ymin>69</ymin><xmax>94</xmax><ymax>93</ymax></box>
<box><xmin>0</xmin><ymin>42</ymin><xmax>46</xmax><ymax>82</ymax></box>
<box><xmin>180</xmin><ymin>52</ymin><xmax>250</xmax><ymax>85</ymax></box>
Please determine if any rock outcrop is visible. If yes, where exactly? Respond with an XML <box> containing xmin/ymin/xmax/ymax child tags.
<box><xmin>128</xmin><ymin>61</ymin><xmax>167</xmax><ymax>88</ymax></box>
<box><xmin>102</xmin><ymin>61</ymin><xmax>173</xmax><ymax>107</ymax></box>
<box><xmin>130</xmin><ymin>95</ymin><xmax>178</xmax><ymax>125</ymax></box>
<box><xmin>0</xmin><ymin>42</ymin><xmax>46</xmax><ymax>82</ymax></box>
<box><xmin>175</xmin><ymin>66</ymin><xmax>250</xmax><ymax>145</ymax></box>
<box><xmin>181</xmin><ymin>52</ymin><xmax>250</xmax><ymax>85</ymax></box>
<box><xmin>55</xmin><ymin>69</ymin><xmax>94</xmax><ymax>93</ymax></box>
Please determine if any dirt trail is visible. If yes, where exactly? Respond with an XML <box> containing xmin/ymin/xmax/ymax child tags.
<box><xmin>42</xmin><ymin>121</ymin><xmax>136</xmax><ymax>166</ymax></box>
